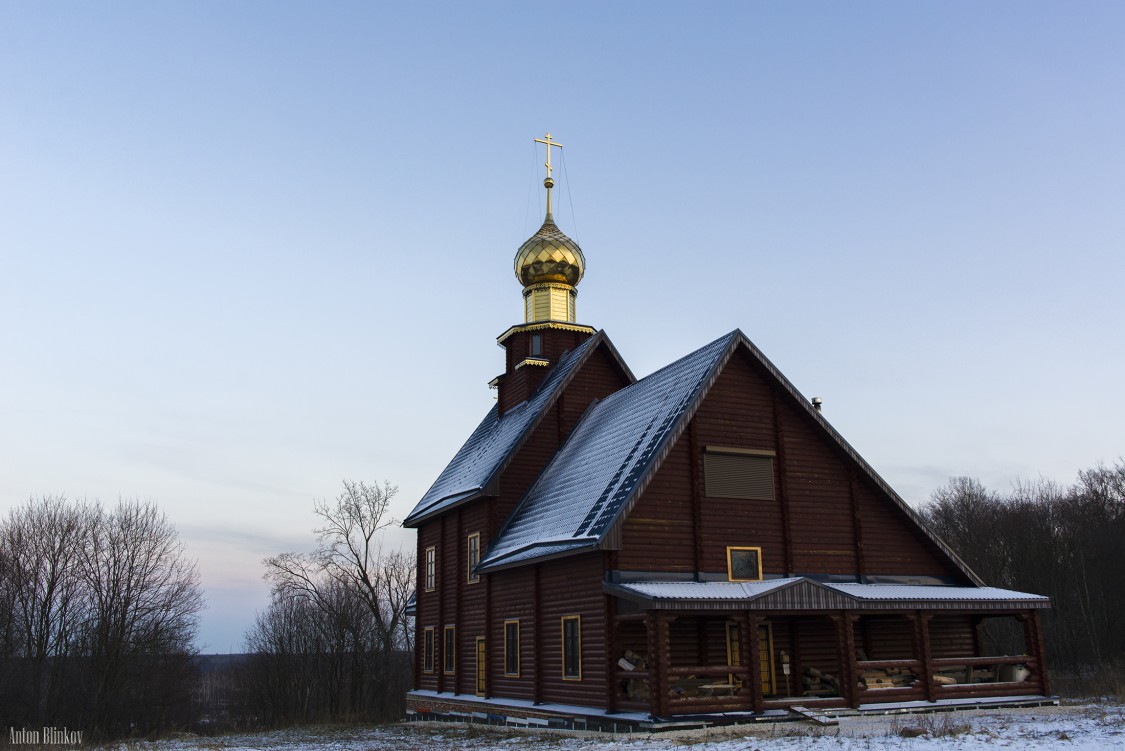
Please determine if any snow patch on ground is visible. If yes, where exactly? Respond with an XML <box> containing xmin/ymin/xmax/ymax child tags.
<box><xmin>105</xmin><ymin>703</ymin><xmax>1125</xmax><ymax>751</ymax></box>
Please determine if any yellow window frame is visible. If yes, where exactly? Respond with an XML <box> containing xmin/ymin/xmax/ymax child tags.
<box><xmin>424</xmin><ymin>546</ymin><xmax>436</xmax><ymax>591</ymax></box>
<box><xmin>443</xmin><ymin>625</ymin><xmax>456</xmax><ymax>675</ymax></box>
<box><xmin>726</xmin><ymin>545</ymin><xmax>763</xmax><ymax>582</ymax></box>
<box><xmin>423</xmin><ymin>626</ymin><xmax>435</xmax><ymax>673</ymax></box>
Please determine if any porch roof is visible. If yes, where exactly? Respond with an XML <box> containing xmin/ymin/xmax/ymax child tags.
<box><xmin>605</xmin><ymin>577</ymin><xmax>1050</xmax><ymax>612</ymax></box>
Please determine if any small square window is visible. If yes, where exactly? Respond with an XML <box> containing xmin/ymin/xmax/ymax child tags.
<box><xmin>530</xmin><ymin>334</ymin><xmax>543</xmax><ymax>357</ymax></box>
<box><xmin>727</xmin><ymin>546</ymin><xmax>763</xmax><ymax>582</ymax></box>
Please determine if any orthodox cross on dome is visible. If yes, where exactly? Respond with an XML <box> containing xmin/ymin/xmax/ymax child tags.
<box><xmin>533</xmin><ymin>132</ymin><xmax>563</xmax><ymax>215</ymax></box>
<box><xmin>534</xmin><ymin>132</ymin><xmax>563</xmax><ymax>180</ymax></box>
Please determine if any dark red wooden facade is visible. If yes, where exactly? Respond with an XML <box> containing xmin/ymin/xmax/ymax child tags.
<box><xmin>406</xmin><ymin>326</ymin><xmax>1051</xmax><ymax>724</ymax></box>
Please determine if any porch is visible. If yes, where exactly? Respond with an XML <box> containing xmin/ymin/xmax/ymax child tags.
<box><xmin>604</xmin><ymin>577</ymin><xmax>1051</xmax><ymax>718</ymax></box>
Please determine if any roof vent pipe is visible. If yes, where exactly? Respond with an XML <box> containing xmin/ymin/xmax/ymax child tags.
<box><xmin>812</xmin><ymin>396</ymin><xmax>823</xmax><ymax>413</ymax></box>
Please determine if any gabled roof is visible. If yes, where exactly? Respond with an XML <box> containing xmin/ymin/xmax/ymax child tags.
<box><xmin>478</xmin><ymin>332</ymin><xmax>736</xmax><ymax>569</ymax></box>
<box><xmin>403</xmin><ymin>331</ymin><xmax>632</xmax><ymax>527</ymax></box>
<box><xmin>606</xmin><ymin>578</ymin><xmax>1050</xmax><ymax>612</ymax></box>
<box><xmin>478</xmin><ymin>330</ymin><xmax>983</xmax><ymax>586</ymax></box>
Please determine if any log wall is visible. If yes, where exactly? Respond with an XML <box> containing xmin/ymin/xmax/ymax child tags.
<box><xmin>413</xmin><ymin>341</ymin><xmax>629</xmax><ymax>695</ymax></box>
<box><xmin>619</xmin><ymin>347</ymin><xmax>965</xmax><ymax>582</ymax></box>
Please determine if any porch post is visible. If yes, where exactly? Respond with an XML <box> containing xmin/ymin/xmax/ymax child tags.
<box><xmin>532</xmin><ymin>565</ymin><xmax>542</xmax><ymax>704</ymax></box>
<box><xmin>1021</xmin><ymin>610</ymin><xmax>1051</xmax><ymax>696</ymax></box>
<box><xmin>743</xmin><ymin>612</ymin><xmax>764</xmax><ymax>713</ymax></box>
<box><xmin>646</xmin><ymin>611</ymin><xmax>672</xmax><ymax>718</ymax></box>
<box><xmin>604</xmin><ymin>591</ymin><xmax>617</xmax><ymax>713</ymax></box>
<box><xmin>911</xmin><ymin>612</ymin><xmax>936</xmax><ymax>703</ymax></box>
<box><xmin>831</xmin><ymin>613</ymin><xmax>859</xmax><ymax>708</ymax></box>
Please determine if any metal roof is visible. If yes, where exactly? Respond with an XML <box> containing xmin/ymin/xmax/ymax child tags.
<box><xmin>404</xmin><ymin>333</ymin><xmax>614</xmax><ymax>527</ymax></box>
<box><xmin>606</xmin><ymin>578</ymin><xmax>1050</xmax><ymax>612</ymax></box>
<box><xmin>825</xmin><ymin>582</ymin><xmax>1050</xmax><ymax>604</ymax></box>
<box><xmin>420</xmin><ymin>327</ymin><xmax>986</xmax><ymax>589</ymax></box>
<box><xmin>479</xmin><ymin>333</ymin><xmax>735</xmax><ymax>570</ymax></box>
<box><xmin>612</xmin><ymin>579</ymin><xmax>802</xmax><ymax>600</ymax></box>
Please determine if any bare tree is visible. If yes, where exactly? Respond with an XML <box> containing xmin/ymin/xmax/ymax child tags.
<box><xmin>253</xmin><ymin>479</ymin><xmax>415</xmax><ymax>722</ymax></box>
<box><xmin>77</xmin><ymin>500</ymin><xmax>203</xmax><ymax>737</ymax></box>
<box><xmin>0</xmin><ymin>496</ymin><xmax>203</xmax><ymax>737</ymax></box>
<box><xmin>0</xmin><ymin>496</ymin><xmax>91</xmax><ymax>726</ymax></box>
<box><xmin>922</xmin><ymin>460</ymin><xmax>1125</xmax><ymax>679</ymax></box>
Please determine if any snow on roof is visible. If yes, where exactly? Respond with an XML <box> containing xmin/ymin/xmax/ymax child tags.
<box><xmin>478</xmin><ymin>332</ymin><xmax>736</xmax><ymax>570</ymax></box>
<box><xmin>824</xmin><ymin>582</ymin><xmax>1050</xmax><ymax>604</ymax></box>
<box><xmin>611</xmin><ymin>578</ymin><xmax>803</xmax><ymax>600</ymax></box>
<box><xmin>607</xmin><ymin>578</ymin><xmax>1050</xmax><ymax>610</ymax></box>
<box><xmin>403</xmin><ymin>333</ymin><xmax>604</xmax><ymax>527</ymax></box>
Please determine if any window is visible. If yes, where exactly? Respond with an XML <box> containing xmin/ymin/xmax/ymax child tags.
<box><xmin>704</xmin><ymin>448</ymin><xmax>775</xmax><ymax>500</ymax></box>
<box><xmin>727</xmin><ymin>546</ymin><xmax>763</xmax><ymax>582</ymax></box>
<box><xmin>530</xmin><ymin>334</ymin><xmax>542</xmax><ymax>357</ymax></box>
<box><xmin>561</xmin><ymin>615</ymin><xmax>581</xmax><ymax>680</ymax></box>
<box><xmin>424</xmin><ymin>547</ymin><xmax>436</xmax><ymax>591</ymax></box>
<box><xmin>443</xmin><ymin>625</ymin><xmax>456</xmax><ymax>674</ymax></box>
<box><xmin>423</xmin><ymin>627</ymin><xmax>435</xmax><ymax>673</ymax></box>
<box><xmin>466</xmin><ymin>532</ymin><xmax>480</xmax><ymax>584</ymax></box>
<box><xmin>504</xmin><ymin>620</ymin><xmax>520</xmax><ymax>677</ymax></box>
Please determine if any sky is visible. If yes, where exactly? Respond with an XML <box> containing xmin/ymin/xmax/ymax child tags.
<box><xmin>1</xmin><ymin>2</ymin><xmax>1122</xmax><ymax>653</ymax></box>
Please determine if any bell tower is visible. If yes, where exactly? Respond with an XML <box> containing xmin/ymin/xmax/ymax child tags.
<box><xmin>493</xmin><ymin>133</ymin><xmax>595</xmax><ymax>415</ymax></box>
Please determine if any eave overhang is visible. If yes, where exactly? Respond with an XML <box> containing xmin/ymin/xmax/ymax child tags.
<box><xmin>496</xmin><ymin>321</ymin><xmax>597</xmax><ymax>346</ymax></box>
<box><xmin>402</xmin><ymin>488</ymin><xmax>485</xmax><ymax>528</ymax></box>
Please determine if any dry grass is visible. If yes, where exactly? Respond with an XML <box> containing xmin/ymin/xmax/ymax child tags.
<box><xmin>1054</xmin><ymin>666</ymin><xmax>1125</xmax><ymax>701</ymax></box>
<box><xmin>889</xmin><ymin>712</ymin><xmax>973</xmax><ymax>739</ymax></box>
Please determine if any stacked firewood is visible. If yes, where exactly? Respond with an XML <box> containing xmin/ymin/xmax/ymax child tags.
<box><xmin>618</xmin><ymin>649</ymin><xmax>649</xmax><ymax>700</ymax></box>
<box><xmin>859</xmin><ymin>667</ymin><xmax>917</xmax><ymax>688</ymax></box>
<box><xmin>801</xmin><ymin>666</ymin><xmax>840</xmax><ymax>696</ymax></box>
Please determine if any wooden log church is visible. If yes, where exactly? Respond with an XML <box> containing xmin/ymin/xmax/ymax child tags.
<box><xmin>403</xmin><ymin>135</ymin><xmax>1052</xmax><ymax>729</ymax></box>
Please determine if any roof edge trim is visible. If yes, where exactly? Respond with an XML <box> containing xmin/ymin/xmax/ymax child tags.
<box><xmin>403</xmin><ymin>487</ymin><xmax>484</xmax><ymax>527</ymax></box>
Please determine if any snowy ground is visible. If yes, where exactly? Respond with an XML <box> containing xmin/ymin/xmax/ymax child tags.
<box><xmin>109</xmin><ymin>703</ymin><xmax>1124</xmax><ymax>751</ymax></box>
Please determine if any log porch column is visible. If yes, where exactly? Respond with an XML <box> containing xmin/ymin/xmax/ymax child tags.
<box><xmin>604</xmin><ymin>590</ymin><xmax>617</xmax><ymax>713</ymax></box>
<box><xmin>743</xmin><ymin>613</ymin><xmax>764</xmax><ymax>713</ymax></box>
<box><xmin>646</xmin><ymin>612</ymin><xmax>672</xmax><ymax>718</ymax></box>
<box><xmin>1021</xmin><ymin>610</ymin><xmax>1051</xmax><ymax>696</ymax></box>
<box><xmin>532</xmin><ymin>565</ymin><xmax>543</xmax><ymax>704</ymax></box>
<box><xmin>910</xmin><ymin>612</ymin><xmax>936</xmax><ymax>703</ymax></box>
<box><xmin>831</xmin><ymin>613</ymin><xmax>860</xmax><ymax>708</ymax></box>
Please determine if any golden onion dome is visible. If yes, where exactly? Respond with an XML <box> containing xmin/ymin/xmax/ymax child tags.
<box><xmin>514</xmin><ymin>212</ymin><xmax>586</xmax><ymax>287</ymax></box>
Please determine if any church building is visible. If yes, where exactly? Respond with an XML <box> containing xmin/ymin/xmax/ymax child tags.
<box><xmin>403</xmin><ymin>135</ymin><xmax>1052</xmax><ymax>730</ymax></box>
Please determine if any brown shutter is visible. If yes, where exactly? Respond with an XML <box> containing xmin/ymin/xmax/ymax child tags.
<box><xmin>704</xmin><ymin>452</ymin><xmax>775</xmax><ymax>500</ymax></box>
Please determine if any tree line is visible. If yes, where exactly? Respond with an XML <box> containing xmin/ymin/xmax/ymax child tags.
<box><xmin>921</xmin><ymin>460</ymin><xmax>1125</xmax><ymax>675</ymax></box>
<box><xmin>5</xmin><ymin>463</ymin><xmax>1119</xmax><ymax>739</ymax></box>
<box><xmin>0</xmin><ymin>497</ymin><xmax>203</xmax><ymax>739</ymax></box>
<box><xmin>0</xmin><ymin>483</ymin><xmax>416</xmax><ymax>739</ymax></box>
